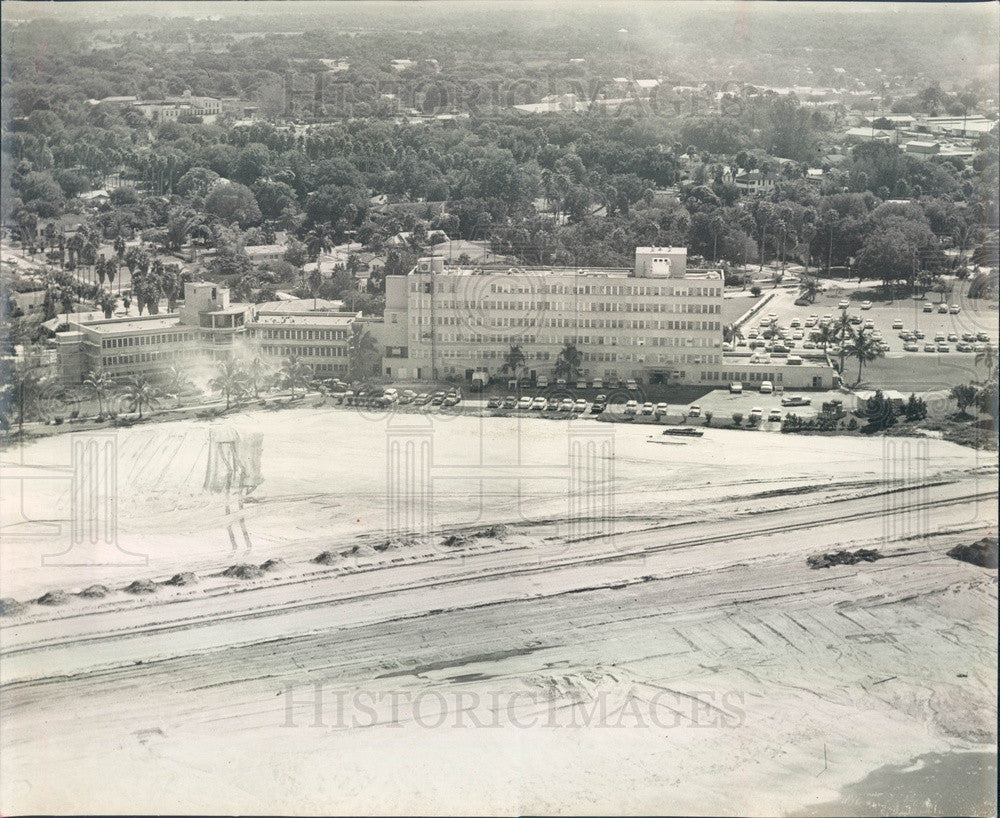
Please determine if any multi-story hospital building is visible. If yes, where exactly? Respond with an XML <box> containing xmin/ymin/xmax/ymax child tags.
<box><xmin>380</xmin><ymin>248</ymin><xmax>836</xmax><ymax>388</ymax></box>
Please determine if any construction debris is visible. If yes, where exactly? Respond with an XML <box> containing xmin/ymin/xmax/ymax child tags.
<box><xmin>947</xmin><ymin>536</ymin><xmax>999</xmax><ymax>569</ymax></box>
<box><xmin>807</xmin><ymin>549</ymin><xmax>883</xmax><ymax>569</ymax></box>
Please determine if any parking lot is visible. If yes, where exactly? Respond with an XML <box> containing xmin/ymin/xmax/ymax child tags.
<box><xmin>735</xmin><ymin>277</ymin><xmax>997</xmax><ymax>390</ymax></box>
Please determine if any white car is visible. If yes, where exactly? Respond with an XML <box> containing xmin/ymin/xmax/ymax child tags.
<box><xmin>729</xmin><ymin>382</ymin><xmax>743</xmax><ymax>394</ymax></box>
<box><xmin>531</xmin><ymin>396</ymin><xmax>547</xmax><ymax>410</ymax></box>
<box><xmin>559</xmin><ymin>398</ymin><xmax>574</xmax><ymax>412</ymax></box>
<box><xmin>655</xmin><ymin>402</ymin><xmax>668</xmax><ymax>416</ymax></box>
<box><xmin>860</xmin><ymin>301</ymin><xmax>873</xmax><ymax>310</ymax></box>
<box><xmin>624</xmin><ymin>400</ymin><xmax>638</xmax><ymax>415</ymax></box>
<box><xmin>517</xmin><ymin>396</ymin><xmax>532</xmax><ymax>410</ymax></box>
<box><xmin>892</xmin><ymin>320</ymin><xmax>904</xmax><ymax>330</ymax></box>
<box><xmin>838</xmin><ymin>300</ymin><xmax>849</xmax><ymax>309</ymax></box>
<box><xmin>573</xmin><ymin>399</ymin><xmax>588</xmax><ymax>413</ymax></box>
<box><xmin>749</xmin><ymin>407</ymin><xmax>764</xmax><ymax>421</ymax></box>
<box><xmin>688</xmin><ymin>405</ymin><xmax>701</xmax><ymax>417</ymax></box>
<box><xmin>768</xmin><ymin>408</ymin><xmax>783</xmax><ymax>422</ymax></box>
<box><xmin>760</xmin><ymin>380</ymin><xmax>774</xmax><ymax>394</ymax></box>
<box><xmin>949</xmin><ymin>304</ymin><xmax>961</xmax><ymax>314</ymax></box>
<box><xmin>641</xmin><ymin>402</ymin><xmax>654</xmax><ymax>415</ymax></box>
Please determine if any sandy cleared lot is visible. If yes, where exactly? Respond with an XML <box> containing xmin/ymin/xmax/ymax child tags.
<box><xmin>1</xmin><ymin>406</ymin><xmax>996</xmax><ymax>815</ymax></box>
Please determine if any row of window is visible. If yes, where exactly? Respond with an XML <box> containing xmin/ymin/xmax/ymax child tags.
<box><xmin>101</xmin><ymin>332</ymin><xmax>195</xmax><ymax>349</ymax></box>
<box><xmin>413</xmin><ymin>299</ymin><xmax>721</xmax><ymax>314</ymax></box>
<box><xmin>418</xmin><ymin>316</ymin><xmax>722</xmax><ymax>331</ymax></box>
<box><xmin>101</xmin><ymin>349</ymin><xmax>198</xmax><ymax>366</ymax></box>
<box><xmin>252</xmin><ymin>328</ymin><xmax>348</xmax><ymax>341</ymax></box>
<box><xmin>428</xmin><ymin>326</ymin><xmax>721</xmax><ymax>345</ymax></box>
<box><xmin>260</xmin><ymin>345</ymin><xmax>347</xmax><ymax>358</ymax></box>
<box><xmin>411</xmin><ymin>281</ymin><xmax>722</xmax><ymax>298</ymax></box>
<box><xmin>408</xmin><ymin>348</ymin><xmax>720</xmax><ymax>366</ymax></box>
<box><xmin>704</xmin><ymin>371</ymin><xmax>785</xmax><ymax>383</ymax></box>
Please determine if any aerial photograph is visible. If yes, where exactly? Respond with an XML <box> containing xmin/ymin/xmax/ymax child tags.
<box><xmin>0</xmin><ymin>1</ymin><xmax>997</xmax><ymax>815</ymax></box>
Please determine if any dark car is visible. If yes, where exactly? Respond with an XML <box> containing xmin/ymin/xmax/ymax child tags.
<box><xmin>442</xmin><ymin>395</ymin><xmax>460</xmax><ymax>407</ymax></box>
<box><xmin>487</xmin><ymin>396</ymin><xmax>502</xmax><ymax>409</ymax></box>
<box><xmin>414</xmin><ymin>393</ymin><xmax>431</xmax><ymax>406</ymax></box>
<box><xmin>430</xmin><ymin>392</ymin><xmax>446</xmax><ymax>406</ymax></box>
<box><xmin>502</xmin><ymin>395</ymin><xmax>517</xmax><ymax>409</ymax></box>
<box><xmin>591</xmin><ymin>399</ymin><xmax>607</xmax><ymax>414</ymax></box>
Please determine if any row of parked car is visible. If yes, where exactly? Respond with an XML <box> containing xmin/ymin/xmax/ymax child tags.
<box><xmin>487</xmin><ymin>394</ymin><xmax>607</xmax><ymax>414</ymax></box>
<box><xmin>894</xmin><ymin>325</ymin><xmax>991</xmax><ymax>354</ymax></box>
<box><xmin>331</xmin><ymin>385</ymin><xmax>464</xmax><ymax>408</ymax></box>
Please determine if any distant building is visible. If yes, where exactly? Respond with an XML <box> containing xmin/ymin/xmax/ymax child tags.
<box><xmin>135</xmin><ymin>90</ymin><xmax>222</xmax><ymax>121</ymax></box>
<box><xmin>390</xmin><ymin>59</ymin><xmax>415</xmax><ymax>72</ymax></box>
<box><xmin>246</xmin><ymin>307</ymin><xmax>362</xmax><ymax>376</ymax></box>
<box><xmin>905</xmin><ymin>140</ymin><xmax>941</xmax><ymax>156</ymax></box>
<box><xmin>244</xmin><ymin>244</ymin><xmax>288</xmax><ymax>266</ymax></box>
<box><xmin>734</xmin><ymin>171</ymin><xmax>777</xmax><ymax>195</ymax></box>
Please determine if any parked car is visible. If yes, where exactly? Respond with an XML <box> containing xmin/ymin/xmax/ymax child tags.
<box><xmin>914</xmin><ymin>330</ymin><xmax>926</xmax><ymax>339</ymax></box>
<box><xmin>962</xmin><ymin>332</ymin><xmax>976</xmax><ymax>342</ymax></box>
<box><xmin>802</xmin><ymin>341</ymin><xmax>817</xmax><ymax>349</ymax></box>
<box><xmin>861</xmin><ymin>301</ymin><xmax>873</xmax><ymax>310</ymax></box>
<box><xmin>903</xmin><ymin>343</ymin><xmax>919</xmax><ymax>352</ymax></box>
<box><xmin>760</xmin><ymin>380</ymin><xmax>774</xmax><ymax>394</ymax></box>
<box><xmin>399</xmin><ymin>390</ymin><xmax>417</xmax><ymax>404</ymax></box>
<box><xmin>923</xmin><ymin>303</ymin><xmax>934</xmax><ymax>313</ymax></box>
<box><xmin>624</xmin><ymin>400</ymin><xmax>638</xmax><ymax>415</ymax></box>
<box><xmin>838</xmin><ymin>300</ymin><xmax>849</xmax><ymax>309</ymax></box>
<box><xmin>546</xmin><ymin>397</ymin><xmax>561</xmax><ymax>411</ymax></box>
<box><xmin>573</xmin><ymin>399</ymin><xmax>588</xmax><ymax>413</ymax></box>
<box><xmin>863</xmin><ymin>320</ymin><xmax>875</xmax><ymax>330</ymax></box>
<box><xmin>487</xmin><ymin>396</ymin><xmax>501</xmax><ymax>409</ymax></box>
<box><xmin>641</xmin><ymin>401</ymin><xmax>654</xmax><ymax>415</ymax></box>
<box><xmin>502</xmin><ymin>395</ymin><xmax>517</xmax><ymax>409</ymax></box>
<box><xmin>531</xmin><ymin>396</ymin><xmax>547</xmax><ymax>410</ymax></box>
<box><xmin>937</xmin><ymin>304</ymin><xmax>949</xmax><ymax>314</ymax></box>
<box><xmin>343</xmin><ymin>389</ymin><xmax>356</xmax><ymax>405</ymax></box>
<box><xmin>537</xmin><ymin>376</ymin><xmax>549</xmax><ymax>388</ymax></box>
<box><xmin>442</xmin><ymin>394</ymin><xmax>460</xmax><ymax>407</ymax></box>
<box><xmin>976</xmin><ymin>332</ymin><xmax>990</xmax><ymax>342</ymax></box>
<box><xmin>592</xmin><ymin>379</ymin><xmax>603</xmax><ymax>389</ymax></box>
<box><xmin>949</xmin><ymin>304</ymin><xmax>960</xmax><ymax>314</ymax></box>
<box><xmin>768</xmin><ymin>408</ymin><xmax>783</xmax><ymax>422</ymax></box>
<box><xmin>559</xmin><ymin>398</ymin><xmax>574</xmax><ymax>412</ymax></box>
<box><xmin>414</xmin><ymin>393</ymin><xmax>430</xmax><ymax>406</ymax></box>
<box><xmin>729</xmin><ymin>382</ymin><xmax>743</xmax><ymax>394</ymax></box>
<box><xmin>591</xmin><ymin>396</ymin><xmax>607</xmax><ymax>414</ymax></box>
<box><xmin>749</xmin><ymin>407</ymin><xmax>764</xmax><ymax>421</ymax></box>
<box><xmin>781</xmin><ymin>395</ymin><xmax>811</xmax><ymax>407</ymax></box>
<box><xmin>804</xmin><ymin>315</ymin><xmax>817</xmax><ymax>327</ymax></box>
<box><xmin>789</xmin><ymin>318</ymin><xmax>802</xmax><ymax>328</ymax></box>
<box><xmin>687</xmin><ymin>405</ymin><xmax>701</xmax><ymax>417</ymax></box>
<box><xmin>655</xmin><ymin>402</ymin><xmax>668</xmax><ymax>417</ymax></box>
<box><xmin>956</xmin><ymin>342</ymin><xmax>973</xmax><ymax>352</ymax></box>
<box><xmin>517</xmin><ymin>396</ymin><xmax>532</xmax><ymax>410</ymax></box>
<box><xmin>575</xmin><ymin>381</ymin><xmax>587</xmax><ymax>390</ymax></box>
<box><xmin>924</xmin><ymin>343</ymin><xmax>937</xmax><ymax>352</ymax></box>
<box><xmin>892</xmin><ymin>320</ymin><xmax>904</xmax><ymax>330</ymax></box>
<box><xmin>934</xmin><ymin>332</ymin><xmax>946</xmax><ymax>342</ymax></box>
<box><xmin>947</xmin><ymin>333</ymin><xmax>958</xmax><ymax>342</ymax></box>
<box><xmin>937</xmin><ymin>344</ymin><xmax>950</xmax><ymax>353</ymax></box>
<box><xmin>626</xmin><ymin>379</ymin><xmax>638</xmax><ymax>390</ymax></box>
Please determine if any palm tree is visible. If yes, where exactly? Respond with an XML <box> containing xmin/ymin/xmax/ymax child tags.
<box><xmin>247</xmin><ymin>357</ymin><xmax>269</xmax><ymax>398</ymax></box>
<box><xmin>816</xmin><ymin>324</ymin><xmax>837</xmax><ymax>352</ymax></box>
<box><xmin>500</xmin><ymin>344</ymin><xmax>526</xmax><ymax>383</ymax></box>
<box><xmin>307</xmin><ymin>267</ymin><xmax>323</xmax><ymax>309</ymax></box>
<box><xmin>554</xmin><ymin>343</ymin><xmax>582</xmax><ymax>382</ymax></box>
<box><xmin>209</xmin><ymin>358</ymin><xmax>249</xmax><ymax>410</ymax></box>
<box><xmin>122</xmin><ymin>373</ymin><xmax>159</xmax><ymax>420</ymax></box>
<box><xmin>96</xmin><ymin>289</ymin><xmax>117</xmax><ymax>318</ymax></box>
<box><xmin>83</xmin><ymin>368</ymin><xmax>115</xmax><ymax>417</ymax></box>
<box><xmin>798</xmin><ymin>275</ymin><xmax>820</xmax><ymax>304</ymax></box>
<box><xmin>850</xmin><ymin>327</ymin><xmax>885</xmax><ymax>385</ymax></box>
<box><xmin>974</xmin><ymin>344</ymin><xmax>997</xmax><ymax>383</ymax></box>
<box><xmin>723</xmin><ymin>324</ymin><xmax>744</xmax><ymax>345</ymax></box>
<box><xmin>277</xmin><ymin>355</ymin><xmax>313</xmax><ymax>399</ymax></box>
<box><xmin>833</xmin><ymin>312</ymin><xmax>855</xmax><ymax>374</ymax></box>
<box><xmin>347</xmin><ymin>325</ymin><xmax>379</xmax><ymax>381</ymax></box>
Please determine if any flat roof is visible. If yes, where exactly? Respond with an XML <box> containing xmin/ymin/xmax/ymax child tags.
<box><xmin>86</xmin><ymin>317</ymin><xmax>184</xmax><ymax>334</ymax></box>
<box><xmin>251</xmin><ymin>313</ymin><xmax>356</xmax><ymax>326</ymax></box>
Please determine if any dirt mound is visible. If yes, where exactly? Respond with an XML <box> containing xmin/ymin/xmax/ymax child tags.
<box><xmin>259</xmin><ymin>558</ymin><xmax>288</xmax><ymax>572</ymax></box>
<box><xmin>479</xmin><ymin>524</ymin><xmax>509</xmax><ymax>540</ymax></box>
<box><xmin>342</xmin><ymin>544</ymin><xmax>376</xmax><ymax>558</ymax></box>
<box><xmin>441</xmin><ymin>533</ymin><xmax>471</xmax><ymax>547</ymax></box>
<box><xmin>807</xmin><ymin>548</ymin><xmax>883</xmax><ymax>569</ymax></box>
<box><xmin>374</xmin><ymin>537</ymin><xmax>417</xmax><ymax>552</ymax></box>
<box><xmin>124</xmin><ymin>579</ymin><xmax>157</xmax><ymax>594</ymax></box>
<box><xmin>80</xmin><ymin>584</ymin><xmax>111</xmax><ymax>598</ymax></box>
<box><xmin>222</xmin><ymin>563</ymin><xmax>263</xmax><ymax>580</ymax></box>
<box><xmin>0</xmin><ymin>598</ymin><xmax>26</xmax><ymax>617</ymax></box>
<box><xmin>37</xmin><ymin>590</ymin><xmax>70</xmax><ymax>606</ymax></box>
<box><xmin>947</xmin><ymin>537</ymin><xmax>999</xmax><ymax>569</ymax></box>
<box><xmin>165</xmin><ymin>572</ymin><xmax>198</xmax><ymax>586</ymax></box>
<box><xmin>313</xmin><ymin>550</ymin><xmax>340</xmax><ymax>565</ymax></box>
